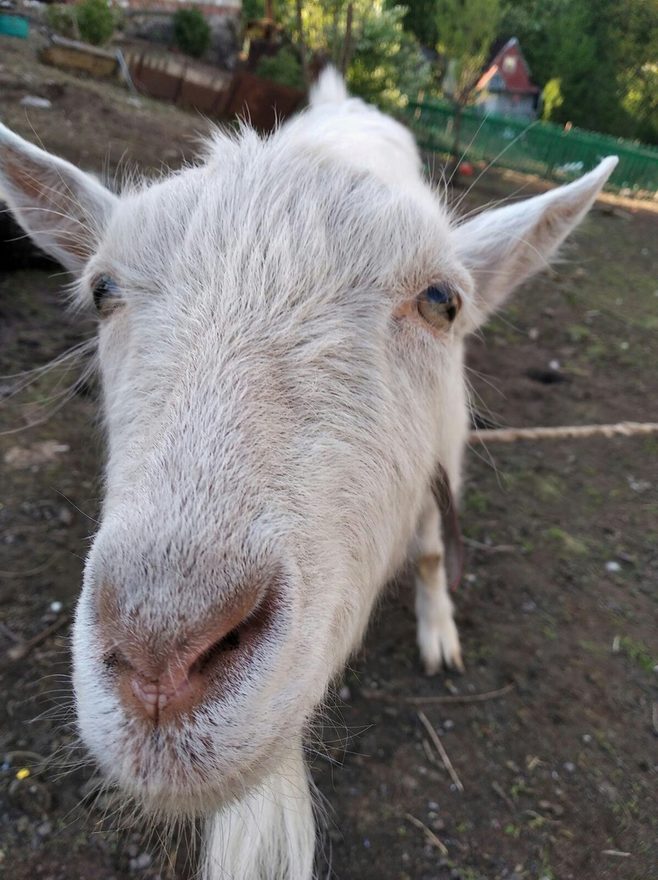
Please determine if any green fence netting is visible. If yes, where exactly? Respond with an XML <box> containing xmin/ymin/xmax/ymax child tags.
<box><xmin>405</xmin><ymin>99</ymin><xmax>658</xmax><ymax>194</ymax></box>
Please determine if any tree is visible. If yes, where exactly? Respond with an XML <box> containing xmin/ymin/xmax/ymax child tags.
<box><xmin>500</xmin><ymin>0</ymin><xmax>658</xmax><ymax>143</ymax></box>
<box><xmin>75</xmin><ymin>0</ymin><xmax>115</xmax><ymax>46</ymax></box>
<box><xmin>276</xmin><ymin>0</ymin><xmax>432</xmax><ymax>111</ymax></box>
<box><xmin>397</xmin><ymin>0</ymin><xmax>440</xmax><ymax>49</ymax></box>
<box><xmin>173</xmin><ymin>8</ymin><xmax>211</xmax><ymax>59</ymax></box>
<box><xmin>346</xmin><ymin>5</ymin><xmax>432</xmax><ymax>110</ymax></box>
<box><xmin>434</xmin><ymin>0</ymin><xmax>501</xmax><ymax>163</ymax></box>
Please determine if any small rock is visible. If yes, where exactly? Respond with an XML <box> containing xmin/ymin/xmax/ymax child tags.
<box><xmin>582</xmin><ymin>733</ymin><xmax>592</xmax><ymax>744</ymax></box>
<box><xmin>605</xmin><ymin>561</ymin><xmax>621</xmax><ymax>573</ymax></box>
<box><xmin>36</xmin><ymin>821</ymin><xmax>52</xmax><ymax>837</ymax></box>
<box><xmin>129</xmin><ymin>852</ymin><xmax>152</xmax><ymax>871</ymax></box>
<box><xmin>4</xmin><ymin>441</ymin><xmax>69</xmax><ymax>469</ymax></box>
<box><xmin>58</xmin><ymin>507</ymin><xmax>74</xmax><ymax>526</ymax></box>
<box><xmin>549</xmin><ymin>359</ymin><xmax>560</xmax><ymax>371</ymax></box>
<box><xmin>528</xmin><ymin>327</ymin><xmax>539</xmax><ymax>340</ymax></box>
<box><xmin>539</xmin><ymin>799</ymin><xmax>564</xmax><ymax>817</ymax></box>
<box><xmin>20</xmin><ymin>96</ymin><xmax>52</xmax><ymax>109</ymax></box>
<box><xmin>563</xmin><ymin>761</ymin><xmax>576</xmax><ymax>774</ymax></box>
<box><xmin>627</xmin><ymin>476</ymin><xmax>651</xmax><ymax>493</ymax></box>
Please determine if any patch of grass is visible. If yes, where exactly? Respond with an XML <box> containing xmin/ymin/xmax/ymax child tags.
<box><xmin>566</xmin><ymin>323</ymin><xmax>591</xmax><ymax>343</ymax></box>
<box><xmin>504</xmin><ymin>823</ymin><xmax>522</xmax><ymax>838</ymax></box>
<box><xmin>534</xmin><ymin>475</ymin><xmax>565</xmax><ymax>501</ymax></box>
<box><xmin>538</xmin><ymin>851</ymin><xmax>556</xmax><ymax>880</ymax></box>
<box><xmin>584</xmin><ymin>341</ymin><xmax>607</xmax><ymax>361</ymax></box>
<box><xmin>464</xmin><ymin>490</ymin><xmax>489</xmax><ymax>514</ymax></box>
<box><xmin>618</xmin><ymin>636</ymin><xmax>656</xmax><ymax>673</ymax></box>
<box><xmin>643</xmin><ymin>436</ymin><xmax>658</xmax><ymax>456</ymax></box>
<box><xmin>542</xmin><ymin>623</ymin><xmax>558</xmax><ymax>641</ymax></box>
<box><xmin>510</xmin><ymin>778</ymin><xmax>531</xmax><ymax>799</ymax></box>
<box><xmin>578</xmin><ymin>639</ymin><xmax>605</xmax><ymax>656</ymax></box>
<box><xmin>545</xmin><ymin>526</ymin><xmax>588</xmax><ymax>556</ymax></box>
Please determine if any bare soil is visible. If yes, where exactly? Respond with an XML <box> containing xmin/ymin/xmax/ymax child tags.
<box><xmin>1</xmin><ymin>31</ymin><xmax>657</xmax><ymax>880</ymax></box>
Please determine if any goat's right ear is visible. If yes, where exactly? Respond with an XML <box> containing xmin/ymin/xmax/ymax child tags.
<box><xmin>0</xmin><ymin>124</ymin><xmax>117</xmax><ymax>274</ymax></box>
<box><xmin>454</xmin><ymin>157</ymin><xmax>618</xmax><ymax>325</ymax></box>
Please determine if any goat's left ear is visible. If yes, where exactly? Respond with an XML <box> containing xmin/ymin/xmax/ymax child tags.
<box><xmin>0</xmin><ymin>123</ymin><xmax>117</xmax><ymax>274</ymax></box>
<box><xmin>454</xmin><ymin>157</ymin><xmax>618</xmax><ymax>324</ymax></box>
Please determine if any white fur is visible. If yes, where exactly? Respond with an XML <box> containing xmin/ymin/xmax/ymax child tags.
<box><xmin>0</xmin><ymin>67</ymin><xmax>617</xmax><ymax>879</ymax></box>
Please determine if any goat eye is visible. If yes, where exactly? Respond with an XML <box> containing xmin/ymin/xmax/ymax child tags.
<box><xmin>417</xmin><ymin>284</ymin><xmax>461</xmax><ymax>329</ymax></box>
<box><xmin>92</xmin><ymin>275</ymin><xmax>121</xmax><ymax>318</ymax></box>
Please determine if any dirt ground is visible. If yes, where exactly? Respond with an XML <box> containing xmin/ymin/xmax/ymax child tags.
<box><xmin>1</xmin><ymin>30</ymin><xmax>657</xmax><ymax>880</ymax></box>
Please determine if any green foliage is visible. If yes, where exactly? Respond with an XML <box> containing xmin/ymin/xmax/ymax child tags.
<box><xmin>173</xmin><ymin>8</ymin><xmax>211</xmax><ymax>59</ymax></box>
<box><xmin>346</xmin><ymin>5</ymin><xmax>432</xmax><ymax>111</ymax></box>
<box><xmin>435</xmin><ymin>0</ymin><xmax>501</xmax><ymax>104</ymax></box>
<box><xmin>396</xmin><ymin>0</ymin><xmax>440</xmax><ymax>49</ymax></box>
<box><xmin>500</xmin><ymin>0</ymin><xmax>658</xmax><ymax>143</ymax></box>
<box><xmin>242</xmin><ymin>0</ymin><xmax>266</xmax><ymax>21</ymax></box>
<box><xmin>256</xmin><ymin>48</ymin><xmax>304</xmax><ymax>89</ymax></box>
<box><xmin>279</xmin><ymin>0</ymin><xmax>432</xmax><ymax>110</ymax></box>
<box><xmin>75</xmin><ymin>0</ymin><xmax>115</xmax><ymax>46</ymax></box>
<box><xmin>542</xmin><ymin>77</ymin><xmax>563</xmax><ymax>121</ymax></box>
<box><xmin>46</xmin><ymin>3</ymin><xmax>78</xmax><ymax>40</ymax></box>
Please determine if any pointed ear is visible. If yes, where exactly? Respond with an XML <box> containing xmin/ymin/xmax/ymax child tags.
<box><xmin>454</xmin><ymin>157</ymin><xmax>618</xmax><ymax>324</ymax></box>
<box><xmin>0</xmin><ymin>124</ymin><xmax>117</xmax><ymax>274</ymax></box>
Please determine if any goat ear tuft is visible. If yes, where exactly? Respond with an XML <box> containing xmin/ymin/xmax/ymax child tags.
<box><xmin>454</xmin><ymin>157</ymin><xmax>618</xmax><ymax>325</ymax></box>
<box><xmin>0</xmin><ymin>124</ymin><xmax>116</xmax><ymax>274</ymax></box>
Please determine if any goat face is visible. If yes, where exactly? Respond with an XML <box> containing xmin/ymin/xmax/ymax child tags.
<box><xmin>71</xmin><ymin>136</ymin><xmax>474</xmax><ymax>814</ymax></box>
<box><xmin>0</xmin><ymin>83</ymin><xmax>616</xmax><ymax>818</ymax></box>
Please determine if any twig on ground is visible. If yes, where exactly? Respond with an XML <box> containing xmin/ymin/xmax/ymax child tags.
<box><xmin>0</xmin><ymin>622</ymin><xmax>21</xmax><ymax>643</ymax></box>
<box><xmin>470</xmin><ymin>421</ymin><xmax>658</xmax><ymax>444</ymax></box>
<box><xmin>404</xmin><ymin>813</ymin><xmax>448</xmax><ymax>856</ymax></box>
<box><xmin>601</xmin><ymin>850</ymin><xmax>631</xmax><ymax>858</ymax></box>
<box><xmin>417</xmin><ymin>710</ymin><xmax>464</xmax><ymax>793</ymax></box>
<box><xmin>421</xmin><ymin>737</ymin><xmax>438</xmax><ymax>767</ymax></box>
<box><xmin>491</xmin><ymin>780</ymin><xmax>514</xmax><ymax>811</ymax></box>
<box><xmin>6</xmin><ymin>615</ymin><xmax>69</xmax><ymax>662</ymax></box>
<box><xmin>361</xmin><ymin>683</ymin><xmax>514</xmax><ymax>705</ymax></box>
<box><xmin>463</xmin><ymin>537</ymin><xmax>517</xmax><ymax>553</ymax></box>
<box><xmin>0</xmin><ymin>555</ymin><xmax>59</xmax><ymax>578</ymax></box>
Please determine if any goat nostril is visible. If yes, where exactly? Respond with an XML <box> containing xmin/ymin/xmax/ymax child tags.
<box><xmin>110</xmin><ymin>587</ymin><xmax>279</xmax><ymax>724</ymax></box>
<box><xmin>192</xmin><ymin>626</ymin><xmax>242</xmax><ymax>675</ymax></box>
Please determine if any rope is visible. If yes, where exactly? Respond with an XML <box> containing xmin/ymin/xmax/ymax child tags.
<box><xmin>469</xmin><ymin>421</ymin><xmax>658</xmax><ymax>444</ymax></box>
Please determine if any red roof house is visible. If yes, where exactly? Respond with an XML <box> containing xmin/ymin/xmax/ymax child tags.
<box><xmin>474</xmin><ymin>37</ymin><xmax>540</xmax><ymax>120</ymax></box>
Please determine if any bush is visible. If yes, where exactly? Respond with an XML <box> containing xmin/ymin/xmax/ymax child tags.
<box><xmin>75</xmin><ymin>0</ymin><xmax>115</xmax><ymax>46</ymax></box>
<box><xmin>173</xmin><ymin>8</ymin><xmax>211</xmax><ymax>59</ymax></box>
<box><xmin>256</xmin><ymin>47</ymin><xmax>304</xmax><ymax>89</ymax></box>
<box><xmin>347</xmin><ymin>5</ymin><xmax>432</xmax><ymax>112</ymax></box>
<box><xmin>46</xmin><ymin>3</ymin><xmax>78</xmax><ymax>40</ymax></box>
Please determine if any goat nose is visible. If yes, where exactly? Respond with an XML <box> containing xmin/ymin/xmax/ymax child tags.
<box><xmin>101</xmin><ymin>586</ymin><xmax>275</xmax><ymax>724</ymax></box>
<box><xmin>129</xmin><ymin>661</ymin><xmax>196</xmax><ymax>723</ymax></box>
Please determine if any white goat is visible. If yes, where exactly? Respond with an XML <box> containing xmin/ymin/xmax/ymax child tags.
<box><xmin>0</xmin><ymin>69</ymin><xmax>616</xmax><ymax>879</ymax></box>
